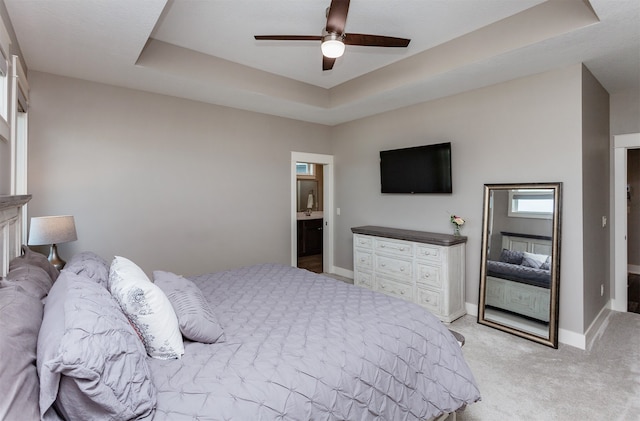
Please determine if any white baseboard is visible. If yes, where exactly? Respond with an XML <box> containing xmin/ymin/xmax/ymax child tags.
<box><xmin>465</xmin><ymin>302</ymin><xmax>478</xmax><ymax>317</ymax></box>
<box><xmin>584</xmin><ymin>303</ymin><xmax>613</xmax><ymax>351</ymax></box>
<box><xmin>629</xmin><ymin>264</ymin><xmax>640</xmax><ymax>275</ymax></box>
<box><xmin>331</xmin><ymin>266</ymin><xmax>353</xmax><ymax>280</ymax></box>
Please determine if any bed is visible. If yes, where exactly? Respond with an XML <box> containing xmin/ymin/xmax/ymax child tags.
<box><xmin>0</xmin><ymin>197</ymin><xmax>480</xmax><ymax>421</ymax></box>
<box><xmin>484</xmin><ymin>232</ymin><xmax>552</xmax><ymax>322</ymax></box>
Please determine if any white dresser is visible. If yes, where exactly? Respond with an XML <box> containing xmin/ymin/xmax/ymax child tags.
<box><xmin>352</xmin><ymin>226</ymin><xmax>467</xmax><ymax>323</ymax></box>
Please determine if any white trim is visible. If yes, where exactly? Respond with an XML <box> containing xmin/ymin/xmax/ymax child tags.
<box><xmin>465</xmin><ymin>301</ymin><xmax>479</xmax><ymax>317</ymax></box>
<box><xmin>584</xmin><ymin>305</ymin><xmax>612</xmax><ymax>351</ymax></box>
<box><xmin>332</xmin><ymin>266</ymin><xmax>353</xmax><ymax>280</ymax></box>
<box><xmin>612</xmin><ymin>133</ymin><xmax>640</xmax><ymax>311</ymax></box>
<box><xmin>291</xmin><ymin>152</ymin><xmax>334</xmax><ymax>273</ymax></box>
<box><xmin>558</xmin><ymin>328</ymin><xmax>585</xmax><ymax>350</ymax></box>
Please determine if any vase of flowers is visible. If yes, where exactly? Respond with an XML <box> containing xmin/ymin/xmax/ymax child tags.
<box><xmin>451</xmin><ymin>215</ymin><xmax>465</xmax><ymax>236</ymax></box>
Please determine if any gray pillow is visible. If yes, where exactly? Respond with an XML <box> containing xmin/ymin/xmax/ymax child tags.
<box><xmin>37</xmin><ymin>271</ymin><xmax>156</xmax><ymax>420</ymax></box>
<box><xmin>2</xmin><ymin>264</ymin><xmax>53</xmax><ymax>299</ymax></box>
<box><xmin>499</xmin><ymin>249</ymin><xmax>524</xmax><ymax>265</ymax></box>
<box><xmin>9</xmin><ymin>245</ymin><xmax>59</xmax><ymax>283</ymax></box>
<box><xmin>154</xmin><ymin>270</ymin><xmax>225</xmax><ymax>344</ymax></box>
<box><xmin>0</xmin><ymin>284</ymin><xmax>44</xmax><ymax>421</ymax></box>
<box><xmin>63</xmin><ymin>251</ymin><xmax>110</xmax><ymax>288</ymax></box>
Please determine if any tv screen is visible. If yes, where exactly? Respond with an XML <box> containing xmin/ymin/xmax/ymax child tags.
<box><xmin>380</xmin><ymin>142</ymin><xmax>452</xmax><ymax>194</ymax></box>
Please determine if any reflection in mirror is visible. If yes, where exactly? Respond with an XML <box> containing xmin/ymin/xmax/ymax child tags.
<box><xmin>478</xmin><ymin>183</ymin><xmax>562</xmax><ymax>348</ymax></box>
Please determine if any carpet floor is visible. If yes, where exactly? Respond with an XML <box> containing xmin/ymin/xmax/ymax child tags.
<box><xmin>450</xmin><ymin>311</ymin><xmax>640</xmax><ymax>420</ymax></box>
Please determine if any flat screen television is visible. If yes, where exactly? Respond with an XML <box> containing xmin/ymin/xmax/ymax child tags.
<box><xmin>380</xmin><ymin>142</ymin><xmax>452</xmax><ymax>194</ymax></box>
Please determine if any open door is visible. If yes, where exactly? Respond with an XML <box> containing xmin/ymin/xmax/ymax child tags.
<box><xmin>291</xmin><ymin>152</ymin><xmax>334</xmax><ymax>274</ymax></box>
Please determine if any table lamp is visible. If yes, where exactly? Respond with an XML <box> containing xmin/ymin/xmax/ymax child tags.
<box><xmin>28</xmin><ymin>215</ymin><xmax>77</xmax><ymax>269</ymax></box>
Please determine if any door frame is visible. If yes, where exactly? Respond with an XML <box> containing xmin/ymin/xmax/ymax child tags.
<box><xmin>612</xmin><ymin>133</ymin><xmax>640</xmax><ymax>311</ymax></box>
<box><xmin>291</xmin><ymin>152</ymin><xmax>334</xmax><ymax>273</ymax></box>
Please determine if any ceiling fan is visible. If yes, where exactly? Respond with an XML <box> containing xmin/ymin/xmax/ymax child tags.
<box><xmin>254</xmin><ymin>0</ymin><xmax>411</xmax><ymax>71</ymax></box>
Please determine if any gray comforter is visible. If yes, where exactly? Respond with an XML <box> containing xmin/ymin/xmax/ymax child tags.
<box><xmin>148</xmin><ymin>264</ymin><xmax>480</xmax><ymax>420</ymax></box>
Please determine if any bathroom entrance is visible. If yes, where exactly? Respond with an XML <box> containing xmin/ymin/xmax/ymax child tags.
<box><xmin>290</xmin><ymin>152</ymin><xmax>334</xmax><ymax>275</ymax></box>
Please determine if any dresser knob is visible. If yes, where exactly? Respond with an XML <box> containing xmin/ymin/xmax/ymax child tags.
<box><xmin>400</xmin><ymin>247</ymin><xmax>405</xmax><ymax>251</ymax></box>
<box><xmin>425</xmin><ymin>273</ymin><xmax>430</xmax><ymax>278</ymax></box>
<box><xmin>400</xmin><ymin>267</ymin><xmax>405</xmax><ymax>272</ymax></box>
<box><xmin>381</xmin><ymin>263</ymin><xmax>386</xmax><ymax>267</ymax></box>
<box><xmin>400</xmin><ymin>290</ymin><xmax>405</xmax><ymax>295</ymax></box>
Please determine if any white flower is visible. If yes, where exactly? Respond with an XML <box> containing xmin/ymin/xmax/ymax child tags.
<box><xmin>451</xmin><ymin>215</ymin><xmax>465</xmax><ymax>226</ymax></box>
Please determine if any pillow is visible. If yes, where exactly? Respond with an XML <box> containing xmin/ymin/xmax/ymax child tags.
<box><xmin>37</xmin><ymin>271</ymin><xmax>156</xmax><ymax>420</ymax></box>
<box><xmin>9</xmin><ymin>245</ymin><xmax>59</xmax><ymax>283</ymax></box>
<box><xmin>109</xmin><ymin>256</ymin><xmax>184</xmax><ymax>359</ymax></box>
<box><xmin>63</xmin><ymin>251</ymin><xmax>110</xmax><ymax>288</ymax></box>
<box><xmin>522</xmin><ymin>252</ymin><xmax>549</xmax><ymax>269</ymax></box>
<box><xmin>540</xmin><ymin>256</ymin><xmax>551</xmax><ymax>271</ymax></box>
<box><xmin>154</xmin><ymin>270</ymin><xmax>225</xmax><ymax>344</ymax></box>
<box><xmin>499</xmin><ymin>249</ymin><xmax>524</xmax><ymax>265</ymax></box>
<box><xmin>0</xmin><ymin>285</ymin><xmax>44</xmax><ymax>421</ymax></box>
<box><xmin>1</xmin><ymin>264</ymin><xmax>53</xmax><ymax>299</ymax></box>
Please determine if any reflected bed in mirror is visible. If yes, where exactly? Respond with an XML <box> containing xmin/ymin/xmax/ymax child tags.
<box><xmin>478</xmin><ymin>182</ymin><xmax>562</xmax><ymax>348</ymax></box>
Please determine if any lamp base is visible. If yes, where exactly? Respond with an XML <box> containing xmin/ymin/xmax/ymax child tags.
<box><xmin>48</xmin><ymin>244</ymin><xmax>66</xmax><ymax>270</ymax></box>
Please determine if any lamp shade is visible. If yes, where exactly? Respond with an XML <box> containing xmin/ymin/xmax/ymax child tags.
<box><xmin>28</xmin><ymin>215</ymin><xmax>77</xmax><ymax>245</ymax></box>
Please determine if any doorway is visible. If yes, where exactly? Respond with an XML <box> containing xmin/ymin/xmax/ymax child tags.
<box><xmin>612</xmin><ymin>133</ymin><xmax>640</xmax><ymax>312</ymax></box>
<box><xmin>627</xmin><ymin>149</ymin><xmax>640</xmax><ymax>313</ymax></box>
<box><xmin>290</xmin><ymin>152</ymin><xmax>334</xmax><ymax>274</ymax></box>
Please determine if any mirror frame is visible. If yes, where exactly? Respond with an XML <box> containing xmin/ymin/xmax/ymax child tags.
<box><xmin>478</xmin><ymin>182</ymin><xmax>562</xmax><ymax>348</ymax></box>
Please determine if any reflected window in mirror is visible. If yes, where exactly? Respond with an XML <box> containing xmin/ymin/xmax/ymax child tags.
<box><xmin>478</xmin><ymin>182</ymin><xmax>562</xmax><ymax>348</ymax></box>
<box><xmin>508</xmin><ymin>189</ymin><xmax>555</xmax><ymax>219</ymax></box>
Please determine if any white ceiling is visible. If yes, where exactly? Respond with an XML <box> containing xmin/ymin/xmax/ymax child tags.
<box><xmin>4</xmin><ymin>0</ymin><xmax>640</xmax><ymax>126</ymax></box>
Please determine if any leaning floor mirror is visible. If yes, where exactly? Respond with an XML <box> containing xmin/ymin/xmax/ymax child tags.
<box><xmin>478</xmin><ymin>182</ymin><xmax>562</xmax><ymax>348</ymax></box>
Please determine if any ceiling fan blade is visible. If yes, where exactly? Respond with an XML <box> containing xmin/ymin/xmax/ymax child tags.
<box><xmin>254</xmin><ymin>35</ymin><xmax>322</xmax><ymax>41</ymax></box>
<box><xmin>344</xmin><ymin>33</ymin><xmax>411</xmax><ymax>47</ymax></box>
<box><xmin>326</xmin><ymin>0</ymin><xmax>350</xmax><ymax>34</ymax></box>
<box><xmin>323</xmin><ymin>56</ymin><xmax>336</xmax><ymax>71</ymax></box>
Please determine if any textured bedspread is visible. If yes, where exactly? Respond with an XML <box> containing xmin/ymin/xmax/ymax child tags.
<box><xmin>486</xmin><ymin>260</ymin><xmax>551</xmax><ymax>288</ymax></box>
<box><xmin>148</xmin><ymin>264</ymin><xmax>480</xmax><ymax>420</ymax></box>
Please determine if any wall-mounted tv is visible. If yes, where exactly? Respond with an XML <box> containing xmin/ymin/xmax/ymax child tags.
<box><xmin>380</xmin><ymin>142</ymin><xmax>452</xmax><ymax>194</ymax></box>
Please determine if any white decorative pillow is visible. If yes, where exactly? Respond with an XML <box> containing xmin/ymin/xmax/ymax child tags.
<box><xmin>154</xmin><ymin>271</ymin><xmax>225</xmax><ymax>344</ymax></box>
<box><xmin>108</xmin><ymin>256</ymin><xmax>184</xmax><ymax>360</ymax></box>
<box><xmin>521</xmin><ymin>252</ymin><xmax>549</xmax><ymax>269</ymax></box>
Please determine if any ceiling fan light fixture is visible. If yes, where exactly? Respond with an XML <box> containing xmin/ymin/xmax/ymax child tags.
<box><xmin>321</xmin><ymin>33</ymin><xmax>345</xmax><ymax>58</ymax></box>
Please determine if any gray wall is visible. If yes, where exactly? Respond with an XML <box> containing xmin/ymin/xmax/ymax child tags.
<box><xmin>28</xmin><ymin>71</ymin><xmax>332</xmax><ymax>277</ymax></box>
<box><xmin>330</xmin><ymin>64</ymin><xmax>591</xmax><ymax>335</ymax></box>
<box><xmin>580</xmin><ymin>66</ymin><xmax>611</xmax><ymax>327</ymax></box>
<box><xmin>26</xmin><ymin>64</ymin><xmax>612</xmax><ymax>338</ymax></box>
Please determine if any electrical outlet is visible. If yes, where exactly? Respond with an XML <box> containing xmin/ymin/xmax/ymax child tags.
<box><xmin>336</xmin><ymin>207</ymin><xmax>341</xmax><ymax>215</ymax></box>
<box><xmin>602</xmin><ymin>216</ymin><xmax>607</xmax><ymax>227</ymax></box>
<box><xmin>600</xmin><ymin>284</ymin><xmax>604</xmax><ymax>296</ymax></box>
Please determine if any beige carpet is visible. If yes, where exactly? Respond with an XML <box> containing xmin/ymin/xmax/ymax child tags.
<box><xmin>450</xmin><ymin>312</ymin><xmax>640</xmax><ymax>420</ymax></box>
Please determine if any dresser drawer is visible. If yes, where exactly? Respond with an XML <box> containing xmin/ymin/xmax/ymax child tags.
<box><xmin>354</xmin><ymin>234</ymin><xmax>373</xmax><ymax>250</ymax></box>
<box><xmin>376</xmin><ymin>276</ymin><xmax>413</xmax><ymax>300</ymax></box>
<box><xmin>354</xmin><ymin>271</ymin><xmax>374</xmax><ymax>289</ymax></box>
<box><xmin>354</xmin><ymin>249</ymin><xmax>373</xmax><ymax>271</ymax></box>
<box><xmin>416</xmin><ymin>263</ymin><xmax>442</xmax><ymax>289</ymax></box>
<box><xmin>375</xmin><ymin>238</ymin><xmax>413</xmax><ymax>258</ymax></box>
<box><xmin>375</xmin><ymin>255</ymin><xmax>412</xmax><ymax>283</ymax></box>
<box><xmin>416</xmin><ymin>287</ymin><xmax>442</xmax><ymax>314</ymax></box>
<box><xmin>416</xmin><ymin>244</ymin><xmax>442</xmax><ymax>262</ymax></box>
